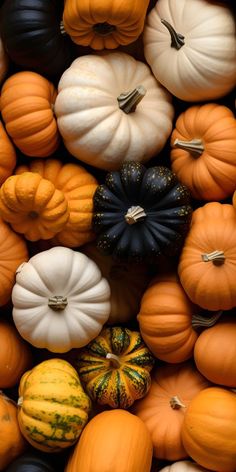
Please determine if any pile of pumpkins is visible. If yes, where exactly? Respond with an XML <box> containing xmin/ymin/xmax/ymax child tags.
<box><xmin>0</xmin><ymin>0</ymin><xmax>235</xmax><ymax>471</ymax></box>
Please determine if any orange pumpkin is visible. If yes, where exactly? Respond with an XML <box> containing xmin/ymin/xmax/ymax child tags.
<box><xmin>191</xmin><ymin>202</ymin><xmax>235</xmax><ymax>226</ymax></box>
<box><xmin>0</xmin><ymin>120</ymin><xmax>16</xmax><ymax>185</ymax></box>
<box><xmin>170</xmin><ymin>104</ymin><xmax>236</xmax><ymax>201</ymax></box>
<box><xmin>132</xmin><ymin>361</ymin><xmax>210</xmax><ymax>461</ymax></box>
<box><xmin>0</xmin><ymin>320</ymin><xmax>32</xmax><ymax>388</ymax></box>
<box><xmin>0</xmin><ymin>71</ymin><xmax>60</xmax><ymax>157</ymax></box>
<box><xmin>182</xmin><ymin>387</ymin><xmax>236</xmax><ymax>472</ymax></box>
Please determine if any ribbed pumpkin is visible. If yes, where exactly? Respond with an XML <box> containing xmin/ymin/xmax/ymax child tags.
<box><xmin>0</xmin><ymin>120</ymin><xmax>16</xmax><ymax>185</ymax></box>
<box><xmin>0</xmin><ymin>71</ymin><xmax>60</xmax><ymax>157</ymax></box>
<box><xmin>0</xmin><ymin>217</ymin><xmax>28</xmax><ymax>306</ymax></box>
<box><xmin>0</xmin><ymin>173</ymin><xmax>69</xmax><ymax>241</ymax></box>
<box><xmin>0</xmin><ymin>35</ymin><xmax>8</xmax><ymax>84</ymax></box>
<box><xmin>132</xmin><ymin>361</ymin><xmax>210</xmax><ymax>461</ymax></box>
<box><xmin>16</xmin><ymin>159</ymin><xmax>98</xmax><ymax>247</ymax></box>
<box><xmin>75</xmin><ymin>326</ymin><xmax>155</xmax><ymax>409</ymax></box>
<box><xmin>191</xmin><ymin>202</ymin><xmax>235</xmax><ymax>226</ymax></box>
<box><xmin>63</xmin><ymin>0</ymin><xmax>150</xmax><ymax>50</ymax></box>
<box><xmin>170</xmin><ymin>104</ymin><xmax>236</xmax><ymax>201</ymax></box>
<box><xmin>65</xmin><ymin>409</ymin><xmax>153</xmax><ymax>472</ymax></box>
<box><xmin>17</xmin><ymin>358</ymin><xmax>91</xmax><ymax>452</ymax></box>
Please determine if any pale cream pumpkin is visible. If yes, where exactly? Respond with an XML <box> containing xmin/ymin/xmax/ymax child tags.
<box><xmin>159</xmin><ymin>462</ymin><xmax>211</xmax><ymax>472</ymax></box>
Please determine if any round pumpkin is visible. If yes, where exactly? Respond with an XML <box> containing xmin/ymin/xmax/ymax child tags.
<box><xmin>17</xmin><ymin>358</ymin><xmax>91</xmax><ymax>452</ymax></box>
<box><xmin>0</xmin><ymin>71</ymin><xmax>60</xmax><ymax>157</ymax></box>
<box><xmin>170</xmin><ymin>104</ymin><xmax>236</xmax><ymax>200</ymax></box>
<box><xmin>0</xmin><ymin>172</ymin><xmax>70</xmax><ymax>241</ymax></box>
<box><xmin>75</xmin><ymin>326</ymin><xmax>155</xmax><ymax>409</ymax></box>
<box><xmin>54</xmin><ymin>52</ymin><xmax>174</xmax><ymax>170</ymax></box>
<box><xmin>0</xmin><ymin>120</ymin><xmax>16</xmax><ymax>185</ymax></box>
<box><xmin>0</xmin><ymin>35</ymin><xmax>8</xmax><ymax>84</ymax></box>
<box><xmin>191</xmin><ymin>201</ymin><xmax>235</xmax><ymax>226</ymax></box>
<box><xmin>65</xmin><ymin>409</ymin><xmax>153</xmax><ymax>472</ymax></box>
<box><xmin>159</xmin><ymin>462</ymin><xmax>211</xmax><ymax>472</ymax></box>
<box><xmin>92</xmin><ymin>161</ymin><xmax>192</xmax><ymax>262</ymax></box>
<box><xmin>182</xmin><ymin>387</ymin><xmax>236</xmax><ymax>472</ymax></box>
<box><xmin>12</xmin><ymin>246</ymin><xmax>111</xmax><ymax>353</ymax></box>
<box><xmin>132</xmin><ymin>361</ymin><xmax>211</xmax><ymax>461</ymax></box>
<box><xmin>143</xmin><ymin>0</ymin><xmax>236</xmax><ymax>101</ymax></box>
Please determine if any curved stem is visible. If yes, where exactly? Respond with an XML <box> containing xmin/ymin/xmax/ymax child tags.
<box><xmin>117</xmin><ymin>85</ymin><xmax>146</xmax><ymax>114</ymax></box>
<box><xmin>201</xmin><ymin>250</ymin><xmax>225</xmax><ymax>266</ymax></box>
<box><xmin>125</xmin><ymin>206</ymin><xmax>146</xmax><ymax>225</ymax></box>
<box><xmin>192</xmin><ymin>310</ymin><xmax>223</xmax><ymax>329</ymax></box>
<box><xmin>173</xmin><ymin>139</ymin><xmax>204</xmax><ymax>157</ymax></box>
<box><xmin>170</xmin><ymin>396</ymin><xmax>186</xmax><ymax>410</ymax></box>
<box><xmin>161</xmin><ymin>19</ymin><xmax>185</xmax><ymax>50</ymax></box>
<box><xmin>48</xmin><ymin>296</ymin><xmax>68</xmax><ymax>311</ymax></box>
<box><xmin>106</xmin><ymin>353</ymin><xmax>121</xmax><ymax>369</ymax></box>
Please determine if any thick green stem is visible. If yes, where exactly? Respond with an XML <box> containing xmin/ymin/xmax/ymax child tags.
<box><xmin>192</xmin><ymin>311</ymin><xmax>223</xmax><ymax>329</ymax></box>
<box><xmin>201</xmin><ymin>250</ymin><xmax>225</xmax><ymax>266</ymax></box>
<box><xmin>161</xmin><ymin>19</ymin><xmax>185</xmax><ymax>50</ymax></box>
<box><xmin>48</xmin><ymin>295</ymin><xmax>68</xmax><ymax>310</ymax></box>
<box><xmin>117</xmin><ymin>85</ymin><xmax>146</xmax><ymax>114</ymax></box>
<box><xmin>173</xmin><ymin>138</ymin><xmax>204</xmax><ymax>157</ymax></box>
<box><xmin>125</xmin><ymin>206</ymin><xmax>146</xmax><ymax>225</ymax></box>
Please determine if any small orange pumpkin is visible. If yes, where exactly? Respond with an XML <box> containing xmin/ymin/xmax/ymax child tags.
<box><xmin>0</xmin><ymin>120</ymin><xmax>16</xmax><ymax>185</ymax></box>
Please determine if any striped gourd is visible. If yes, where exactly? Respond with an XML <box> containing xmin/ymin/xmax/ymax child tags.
<box><xmin>75</xmin><ymin>327</ymin><xmax>155</xmax><ymax>409</ymax></box>
<box><xmin>17</xmin><ymin>358</ymin><xmax>91</xmax><ymax>452</ymax></box>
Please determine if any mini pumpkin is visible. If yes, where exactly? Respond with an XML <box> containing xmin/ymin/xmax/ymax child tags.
<box><xmin>92</xmin><ymin>161</ymin><xmax>192</xmax><ymax>262</ymax></box>
<box><xmin>54</xmin><ymin>52</ymin><xmax>174</xmax><ymax>170</ymax></box>
<box><xmin>12</xmin><ymin>246</ymin><xmax>111</xmax><ymax>353</ymax></box>
<box><xmin>0</xmin><ymin>120</ymin><xmax>16</xmax><ymax>185</ymax></box>
<box><xmin>75</xmin><ymin>326</ymin><xmax>155</xmax><ymax>409</ymax></box>
<box><xmin>0</xmin><ymin>71</ymin><xmax>60</xmax><ymax>157</ymax></box>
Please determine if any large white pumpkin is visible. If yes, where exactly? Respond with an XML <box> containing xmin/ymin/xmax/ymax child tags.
<box><xmin>143</xmin><ymin>0</ymin><xmax>236</xmax><ymax>102</ymax></box>
<box><xmin>54</xmin><ymin>52</ymin><xmax>174</xmax><ymax>170</ymax></box>
<box><xmin>12</xmin><ymin>247</ymin><xmax>111</xmax><ymax>353</ymax></box>
<box><xmin>160</xmin><ymin>461</ymin><xmax>211</xmax><ymax>472</ymax></box>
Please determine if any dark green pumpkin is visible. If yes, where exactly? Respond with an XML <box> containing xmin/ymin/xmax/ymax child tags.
<box><xmin>0</xmin><ymin>0</ymin><xmax>75</xmax><ymax>77</ymax></box>
<box><xmin>5</xmin><ymin>452</ymin><xmax>57</xmax><ymax>472</ymax></box>
<box><xmin>92</xmin><ymin>161</ymin><xmax>192</xmax><ymax>262</ymax></box>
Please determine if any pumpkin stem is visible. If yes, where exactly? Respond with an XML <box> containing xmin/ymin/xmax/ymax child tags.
<box><xmin>60</xmin><ymin>21</ymin><xmax>66</xmax><ymax>35</ymax></box>
<box><xmin>173</xmin><ymin>139</ymin><xmax>204</xmax><ymax>157</ymax></box>
<box><xmin>192</xmin><ymin>310</ymin><xmax>223</xmax><ymax>329</ymax></box>
<box><xmin>106</xmin><ymin>353</ymin><xmax>121</xmax><ymax>369</ymax></box>
<box><xmin>125</xmin><ymin>206</ymin><xmax>146</xmax><ymax>225</ymax></box>
<box><xmin>201</xmin><ymin>250</ymin><xmax>225</xmax><ymax>266</ymax></box>
<box><xmin>93</xmin><ymin>23</ymin><xmax>116</xmax><ymax>36</ymax></box>
<box><xmin>28</xmin><ymin>211</ymin><xmax>39</xmax><ymax>220</ymax></box>
<box><xmin>117</xmin><ymin>85</ymin><xmax>146</xmax><ymax>114</ymax></box>
<box><xmin>17</xmin><ymin>396</ymin><xmax>23</xmax><ymax>407</ymax></box>
<box><xmin>48</xmin><ymin>295</ymin><xmax>68</xmax><ymax>310</ymax></box>
<box><xmin>170</xmin><ymin>396</ymin><xmax>186</xmax><ymax>409</ymax></box>
<box><xmin>161</xmin><ymin>19</ymin><xmax>185</xmax><ymax>50</ymax></box>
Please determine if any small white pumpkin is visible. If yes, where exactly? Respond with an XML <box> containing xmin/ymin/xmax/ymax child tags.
<box><xmin>159</xmin><ymin>461</ymin><xmax>211</xmax><ymax>472</ymax></box>
<box><xmin>0</xmin><ymin>36</ymin><xmax>8</xmax><ymax>84</ymax></box>
<box><xmin>54</xmin><ymin>51</ymin><xmax>174</xmax><ymax>170</ymax></box>
<box><xmin>143</xmin><ymin>0</ymin><xmax>236</xmax><ymax>102</ymax></box>
<box><xmin>12</xmin><ymin>246</ymin><xmax>111</xmax><ymax>353</ymax></box>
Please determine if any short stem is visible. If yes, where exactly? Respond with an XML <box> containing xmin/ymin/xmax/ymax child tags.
<box><xmin>106</xmin><ymin>353</ymin><xmax>121</xmax><ymax>369</ymax></box>
<box><xmin>48</xmin><ymin>296</ymin><xmax>68</xmax><ymax>310</ymax></box>
<box><xmin>125</xmin><ymin>206</ymin><xmax>146</xmax><ymax>225</ymax></box>
<box><xmin>201</xmin><ymin>250</ymin><xmax>225</xmax><ymax>266</ymax></box>
<box><xmin>173</xmin><ymin>138</ymin><xmax>204</xmax><ymax>157</ymax></box>
<box><xmin>60</xmin><ymin>21</ymin><xmax>66</xmax><ymax>35</ymax></box>
<box><xmin>161</xmin><ymin>19</ymin><xmax>185</xmax><ymax>50</ymax></box>
<box><xmin>17</xmin><ymin>396</ymin><xmax>23</xmax><ymax>407</ymax></box>
<box><xmin>192</xmin><ymin>310</ymin><xmax>223</xmax><ymax>329</ymax></box>
<box><xmin>117</xmin><ymin>85</ymin><xmax>146</xmax><ymax>114</ymax></box>
<box><xmin>170</xmin><ymin>396</ymin><xmax>186</xmax><ymax>410</ymax></box>
<box><xmin>93</xmin><ymin>22</ymin><xmax>116</xmax><ymax>36</ymax></box>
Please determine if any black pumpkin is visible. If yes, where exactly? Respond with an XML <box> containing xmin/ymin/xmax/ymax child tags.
<box><xmin>92</xmin><ymin>162</ymin><xmax>192</xmax><ymax>262</ymax></box>
<box><xmin>0</xmin><ymin>0</ymin><xmax>75</xmax><ymax>77</ymax></box>
<box><xmin>5</xmin><ymin>452</ymin><xmax>57</xmax><ymax>472</ymax></box>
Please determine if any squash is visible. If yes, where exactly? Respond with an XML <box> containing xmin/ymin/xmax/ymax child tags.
<box><xmin>92</xmin><ymin>161</ymin><xmax>192</xmax><ymax>262</ymax></box>
<box><xmin>15</xmin><ymin>159</ymin><xmax>98</xmax><ymax>248</ymax></box>
<box><xmin>159</xmin><ymin>462</ymin><xmax>211</xmax><ymax>471</ymax></box>
<box><xmin>132</xmin><ymin>361</ymin><xmax>210</xmax><ymax>461</ymax></box>
<box><xmin>5</xmin><ymin>452</ymin><xmax>56</xmax><ymax>472</ymax></box>
<box><xmin>0</xmin><ymin>120</ymin><xmax>16</xmax><ymax>185</ymax></box>
<box><xmin>0</xmin><ymin>35</ymin><xmax>8</xmax><ymax>84</ymax></box>
<box><xmin>191</xmin><ymin>201</ymin><xmax>235</xmax><ymax>226</ymax></box>
<box><xmin>75</xmin><ymin>326</ymin><xmax>155</xmax><ymax>409</ymax></box>
<box><xmin>17</xmin><ymin>358</ymin><xmax>91</xmax><ymax>452</ymax></box>
<box><xmin>0</xmin><ymin>172</ymin><xmax>69</xmax><ymax>241</ymax></box>
<box><xmin>65</xmin><ymin>409</ymin><xmax>153</xmax><ymax>472</ymax></box>
<box><xmin>143</xmin><ymin>0</ymin><xmax>236</xmax><ymax>101</ymax></box>
<box><xmin>0</xmin><ymin>0</ymin><xmax>75</xmax><ymax>77</ymax></box>
<box><xmin>170</xmin><ymin>104</ymin><xmax>236</xmax><ymax>201</ymax></box>
<box><xmin>62</xmin><ymin>0</ymin><xmax>150</xmax><ymax>50</ymax></box>
<box><xmin>0</xmin><ymin>71</ymin><xmax>60</xmax><ymax>157</ymax></box>
<box><xmin>0</xmin><ymin>319</ymin><xmax>32</xmax><ymax>389</ymax></box>
<box><xmin>182</xmin><ymin>387</ymin><xmax>236</xmax><ymax>472</ymax></box>
<box><xmin>0</xmin><ymin>392</ymin><xmax>27</xmax><ymax>470</ymax></box>
<box><xmin>12</xmin><ymin>246</ymin><xmax>111</xmax><ymax>353</ymax></box>
<box><xmin>0</xmin><ymin>217</ymin><xmax>28</xmax><ymax>306</ymax></box>
<box><xmin>54</xmin><ymin>52</ymin><xmax>174</xmax><ymax>171</ymax></box>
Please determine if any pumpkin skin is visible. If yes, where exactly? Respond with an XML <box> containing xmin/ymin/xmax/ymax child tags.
<box><xmin>0</xmin><ymin>120</ymin><xmax>16</xmax><ymax>185</ymax></box>
<box><xmin>191</xmin><ymin>201</ymin><xmax>235</xmax><ymax>226</ymax></box>
<box><xmin>54</xmin><ymin>52</ymin><xmax>174</xmax><ymax>171</ymax></box>
<box><xmin>182</xmin><ymin>387</ymin><xmax>236</xmax><ymax>472</ymax></box>
<box><xmin>159</xmin><ymin>462</ymin><xmax>211</xmax><ymax>472</ymax></box>
<box><xmin>5</xmin><ymin>452</ymin><xmax>56</xmax><ymax>472</ymax></box>
<box><xmin>0</xmin><ymin>217</ymin><xmax>28</xmax><ymax>306</ymax></box>
<box><xmin>0</xmin><ymin>35</ymin><xmax>8</xmax><ymax>84</ymax></box>
<box><xmin>132</xmin><ymin>361</ymin><xmax>210</xmax><ymax>461</ymax></box>
<box><xmin>17</xmin><ymin>358</ymin><xmax>91</xmax><ymax>453</ymax></box>
<box><xmin>0</xmin><ymin>172</ymin><xmax>69</xmax><ymax>241</ymax></box>
<box><xmin>0</xmin><ymin>71</ymin><xmax>60</xmax><ymax>157</ymax></box>
<box><xmin>143</xmin><ymin>0</ymin><xmax>236</xmax><ymax>101</ymax></box>
<box><xmin>63</xmin><ymin>0</ymin><xmax>150</xmax><ymax>50</ymax></box>
<box><xmin>0</xmin><ymin>0</ymin><xmax>75</xmax><ymax>77</ymax></box>
<box><xmin>16</xmin><ymin>159</ymin><xmax>98</xmax><ymax>248</ymax></box>
<box><xmin>65</xmin><ymin>409</ymin><xmax>153</xmax><ymax>472</ymax></box>
<box><xmin>75</xmin><ymin>326</ymin><xmax>155</xmax><ymax>409</ymax></box>
<box><xmin>0</xmin><ymin>392</ymin><xmax>27</xmax><ymax>470</ymax></box>
<box><xmin>92</xmin><ymin>161</ymin><xmax>192</xmax><ymax>262</ymax></box>
<box><xmin>170</xmin><ymin>104</ymin><xmax>236</xmax><ymax>201</ymax></box>
<box><xmin>12</xmin><ymin>246</ymin><xmax>111</xmax><ymax>353</ymax></box>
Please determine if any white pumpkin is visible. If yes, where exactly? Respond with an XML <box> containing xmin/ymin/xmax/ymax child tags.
<box><xmin>0</xmin><ymin>36</ymin><xmax>8</xmax><ymax>84</ymax></box>
<box><xmin>143</xmin><ymin>0</ymin><xmax>236</xmax><ymax>102</ymax></box>
<box><xmin>159</xmin><ymin>461</ymin><xmax>211</xmax><ymax>472</ymax></box>
<box><xmin>12</xmin><ymin>246</ymin><xmax>111</xmax><ymax>353</ymax></box>
<box><xmin>54</xmin><ymin>52</ymin><xmax>174</xmax><ymax>171</ymax></box>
